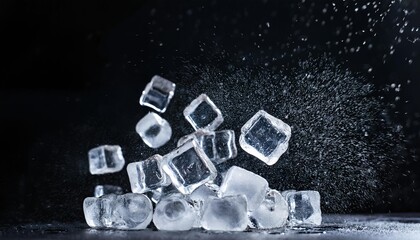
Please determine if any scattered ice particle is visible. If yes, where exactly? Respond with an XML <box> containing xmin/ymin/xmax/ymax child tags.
<box><xmin>94</xmin><ymin>185</ymin><xmax>123</xmax><ymax>198</ymax></box>
<box><xmin>286</xmin><ymin>190</ymin><xmax>322</xmax><ymax>226</ymax></box>
<box><xmin>183</xmin><ymin>94</ymin><xmax>224</xmax><ymax>131</ymax></box>
<box><xmin>162</xmin><ymin>139</ymin><xmax>217</xmax><ymax>194</ymax></box>
<box><xmin>136</xmin><ymin>112</ymin><xmax>172</xmax><ymax>148</ymax></box>
<box><xmin>219</xmin><ymin>166</ymin><xmax>269</xmax><ymax>211</ymax></box>
<box><xmin>139</xmin><ymin>75</ymin><xmax>176</xmax><ymax>113</ymax></box>
<box><xmin>88</xmin><ymin>145</ymin><xmax>125</xmax><ymax>175</ymax></box>
<box><xmin>153</xmin><ymin>193</ymin><xmax>198</xmax><ymax>231</ymax></box>
<box><xmin>249</xmin><ymin>189</ymin><xmax>288</xmax><ymax>229</ymax></box>
<box><xmin>127</xmin><ymin>154</ymin><xmax>171</xmax><ymax>194</ymax></box>
<box><xmin>201</xmin><ymin>195</ymin><xmax>248</xmax><ymax>231</ymax></box>
<box><xmin>239</xmin><ymin>110</ymin><xmax>292</xmax><ymax>165</ymax></box>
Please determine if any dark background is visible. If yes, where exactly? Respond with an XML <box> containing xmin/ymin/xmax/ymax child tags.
<box><xmin>0</xmin><ymin>0</ymin><xmax>419</xmax><ymax>224</ymax></box>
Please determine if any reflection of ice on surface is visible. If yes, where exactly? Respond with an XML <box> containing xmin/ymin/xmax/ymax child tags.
<box><xmin>4</xmin><ymin>214</ymin><xmax>420</xmax><ymax>239</ymax></box>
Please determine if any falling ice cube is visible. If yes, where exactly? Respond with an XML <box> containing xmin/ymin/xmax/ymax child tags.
<box><xmin>162</xmin><ymin>139</ymin><xmax>217</xmax><ymax>194</ymax></box>
<box><xmin>178</xmin><ymin>130</ymin><xmax>237</xmax><ymax>165</ymax></box>
<box><xmin>112</xmin><ymin>193</ymin><xmax>153</xmax><ymax>230</ymax></box>
<box><xmin>136</xmin><ymin>112</ymin><xmax>172</xmax><ymax>148</ymax></box>
<box><xmin>239</xmin><ymin>110</ymin><xmax>291</xmax><ymax>165</ymax></box>
<box><xmin>201</xmin><ymin>195</ymin><xmax>248</xmax><ymax>231</ymax></box>
<box><xmin>139</xmin><ymin>75</ymin><xmax>176</xmax><ymax>113</ymax></box>
<box><xmin>183</xmin><ymin>94</ymin><xmax>224</xmax><ymax>131</ymax></box>
<box><xmin>127</xmin><ymin>154</ymin><xmax>171</xmax><ymax>194</ymax></box>
<box><xmin>219</xmin><ymin>166</ymin><xmax>268</xmax><ymax>211</ymax></box>
<box><xmin>94</xmin><ymin>185</ymin><xmax>123</xmax><ymax>198</ymax></box>
<box><xmin>88</xmin><ymin>145</ymin><xmax>125</xmax><ymax>175</ymax></box>
<box><xmin>153</xmin><ymin>193</ymin><xmax>199</xmax><ymax>231</ymax></box>
<box><xmin>249</xmin><ymin>189</ymin><xmax>288</xmax><ymax>229</ymax></box>
<box><xmin>286</xmin><ymin>190</ymin><xmax>322</xmax><ymax>226</ymax></box>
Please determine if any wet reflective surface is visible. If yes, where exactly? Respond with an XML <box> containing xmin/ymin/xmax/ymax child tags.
<box><xmin>2</xmin><ymin>214</ymin><xmax>420</xmax><ymax>239</ymax></box>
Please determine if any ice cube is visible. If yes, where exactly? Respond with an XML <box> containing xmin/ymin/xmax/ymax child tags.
<box><xmin>239</xmin><ymin>110</ymin><xmax>291</xmax><ymax>165</ymax></box>
<box><xmin>153</xmin><ymin>193</ymin><xmax>199</xmax><ymax>231</ymax></box>
<box><xmin>139</xmin><ymin>75</ymin><xmax>175</xmax><ymax>113</ymax></box>
<box><xmin>183</xmin><ymin>94</ymin><xmax>224</xmax><ymax>131</ymax></box>
<box><xmin>112</xmin><ymin>193</ymin><xmax>153</xmax><ymax>230</ymax></box>
<box><xmin>249</xmin><ymin>189</ymin><xmax>288</xmax><ymax>229</ymax></box>
<box><xmin>286</xmin><ymin>190</ymin><xmax>322</xmax><ymax>226</ymax></box>
<box><xmin>83</xmin><ymin>194</ymin><xmax>117</xmax><ymax>228</ymax></box>
<box><xmin>94</xmin><ymin>185</ymin><xmax>123</xmax><ymax>197</ymax></box>
<box><xmin>178</xmin><ymin>130</ymin><xmax>237</xmax><ymax>164</ymax></box>
<box><xmin>201</xmin><ymin>195</ymin><xmax>248</xmax><ymax>231</ymax></box>
<box><xmin>219</xmin><ymin>166</ymin><xmax>268</xmax><ymax>211</ymax></box>
<box><xmin>162</xmin><ymin>139</ymin><xmax>217</xmax><ymax>194</ymax></box>
<box><xmin>88</xmin><ymin>145</ymin><xmax>125</xmax><ymax>175</ymax></box>
<box><xmin>127</xmin><ymin>154</ymin><xmax>170</xmax><ymax>194</ymax></box>
<box><xmin>136</xmin><ymin>112</ymin><xmax>172</xmax><ymax>148</ymax></box>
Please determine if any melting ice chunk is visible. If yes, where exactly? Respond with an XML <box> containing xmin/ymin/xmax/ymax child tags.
<box><xmin>249</xmin><ymin>189</ymin><xmax>288</xmax><ymax>229</ymax></box>
<box><xmin>162</xmin><ymin>139</ymin><xmax>217</xmax><ymax>194</ymax></box>
<box><xmin>183</xmin><ymin>94</ymin><xmax>224</xmax><ymax>131</ymax></box>
<box><xmin>219</xmin><ymin>166</ymin><xmax>268</xmax><ymax>211</ymax></box>
<box><xmin>88</xmin><ymin>145</ymin><xmax>125</xmax><ymax>175</ymax></box>
<box><xmin>153</xmin><ymin>193</ymin><xmax>199</xmax><ymax>231</ymax></box>
<box><xmin>139</xmin><ymin>75</ymin><xmax>175</xmax><ymax>113</ymax></box>
<box><xmin>286</xmin><ymin>190</ymin><xmax>322</xmax><ymax>226</ymax></box>
<box><xmin>127</xmin><ymin>154</ymin><xmax>171</xmax><ymax>194</ymax></box>
<box><xmin>178</xmin><ymin>130</ymin><xmax>237</xmax><ymax>164</ymax></box>
<box><xmin>94</xmin><ymin>185</ymin><xmax>123</xmax><ymax>198</ymax></box>
<box><xmin>83</xmin><ymin>193</ymin><xmax>153</xmax><ymax>230</ymax></box>
<box><xmin>239</xmin><ymin>110</ymin><xmax>291</xmax><ymax>165</ymax></box>
<box><xmin>136</xmin><ymin>112</ymin><xmax>172</xmax><ymax>148</ymax></box>
<box><xmin>201</xmin><ymin>195</ymin><xmax>248</xmax><ymax>231</ymax></box>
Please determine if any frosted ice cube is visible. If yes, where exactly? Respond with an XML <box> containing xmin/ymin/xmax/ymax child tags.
<box><xmin>249</xmin><ymin>189</ymin><xmax>288</xmax><ymax>229</ymax></box>
<box><xmin>201</xmin><ymin>195</ymin><xmax>248</xmax><ymax>231</ymax></box>
<box><xmin>178</xmin><ymin>130</ymin><xmax>237</xmax><ymax>164</ymax></box>
<box><xmin>139</xmin><ymin>75</ymin><xmax>175</xmax><ymax>113</ymax></box>
<box><xmin>162</xmin><ymin>139</ymin><xmax>217</xmax><ymax>194</ymax></box>
<box><xmin>83</xmin><ymin>194</ymin><xmax>117</xmax><ymax>228</ymax></box>
<box><xmin>112</xmin><ymin>193</ymin><xmax>153</xmax><ymax>230</ymax></box>
<box><xmin>183</xmin><ymin>94</ymin><xmax>224</xmax><ymax>131</ymax></box>
<box><xmin>286</xmin><ymin>190</ymin><xmax>322</xmax><ymax>226</ymax></box>
<box><xmin>94</xmin><ymin>185</ymin><xmax>123</xmax><ymax>197</ymax></box>
<box><xmin>127</xmin><ymin>154</ymin><xmax>170</xmax><ymax>194</ymax></box>
<box><xmin>136</xmin><ymin>112</ymin><xmax>172</xmax><ymax>148</ymax></box>
<box><xmin>239</xmin><ymin>110</ymin><xmax>291</xmax><ymax>165</ymax></box>
<box><xmin>219</xmin><ymin>166</ymin><xmax>268</xmax><ymax>211</ymax></box>
<box><xmin>153</xmin><ymin>193</ymin><xmax>199</xmax><ymax>231</ymax></box>
<box><xmin>88</xmin><ymin>145</ymin><xmax>125</xmax><ymax>175</ymax></box>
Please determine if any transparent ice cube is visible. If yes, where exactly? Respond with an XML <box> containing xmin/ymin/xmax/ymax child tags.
<box><xmin>127</xmin><ymin>154</ymin><xmax>171</xmax><ymax>194</ymax></box>
<box><xmin>239</xmin><ymin>110</ymin><xmax>291</xmax><ymax>165</ymax></box>
<box><xmin>162</xmin><ymin>139</ymin><xmax>217</xmax><ymax>194</ymax></box>
<box><xmin>286</xmin><ymin>190</ymin><xmax>322</xmax><ymax>226</ymax></box>
<box><xmin>112</xmin><ymin>193</ymin><xmax>153</xmax><ymax>230</ymax></box>
<box><xmin>139</xmin><ymin>75</ymin><xmax>175</xmax><ymax>113</ymax></box>
<box><xmin>201</xmin><ymin>195</ymin><xmax>248</xmax><ymax>231</ymax></box>
<box><xmin>136</xmin><ymin>112</ymin><xmax>172</xmax><ymax>148</ymax></box>
<box><xmin>83</xmin><ymin>194</ymin><xmax>117</xmax><ymax>228</ymax></box>
<box><xmin>183</xmin><ymin>94</ymin><xmax>224</xmax><ymax>131</ymax></box>
<box><xmin>178</xmin><ymin>130</ymin><xmax>237</xmax><ymax>164</ymax></box>
<box><xmin>153</xmin><ymin>193</ymin><xmax>199</xmax><ymax>231</ymax></box>
<box><xmin>249</xmin><ymin>189</ymin><xmax>288</xmax><ymax>229</ymax></box>
<box><xmin>94</xmin><ymin>185</ymin><xmax>123</xmax><ymax>198</ymax></box>
<box><xmin>219</xmin><ymin>166</ymin><xmax>268</xmax><ymax>211</ymax></box>
<box><xmin>88</xmin><ymin>145</ymin><xmax>125</xmax><ymax>175</ymax></box>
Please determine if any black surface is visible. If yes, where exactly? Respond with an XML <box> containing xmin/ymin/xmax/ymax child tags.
<box><xmin>1</xmin><ymin>214</ymin><xmax>420</xmax><ymax>240</ymax></box>
<box><xmin>0</xmin><ymin>0</ymin><xmax>419</xmax><ymax>224</ymax></box>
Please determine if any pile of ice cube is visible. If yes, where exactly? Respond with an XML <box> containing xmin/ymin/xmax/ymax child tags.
<box><xmin>84</xmin><ymin>76</ymin><xmax>322</xmax><ymax>231</ymax></box>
